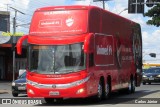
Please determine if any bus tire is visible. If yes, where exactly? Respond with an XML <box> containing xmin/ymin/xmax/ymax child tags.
<box><xmin>44</xmin><ymin>98</ymin><xmax>63</xmax><ymax>104</ymax></box>
<box><xmin>128</xmin><ymin>78</ymin><xmax>135</xmax><ymax>94</ymax></box>
<box><xmin>142</xmin><ymin>82</ymin><xmax>146</xmax><ymax>85</ymax></box>
<box><xmin>44</xmin><ymin>98</ymin><xmax>54</xmax><ymax>104</ymax></box>
<box><xmin>95</xmin><ymin>80</ymin><xmax>103</xmax><ymax>101</ymax></box>
<box><xmin>102</xmin><ymin>81</ymin><xmax>110</xmax><ymax>99</ymax></box>
<box><xmin>12</xmin><ymin>92</ymin><xmax>18</xmax><ymax>97</ymax></box>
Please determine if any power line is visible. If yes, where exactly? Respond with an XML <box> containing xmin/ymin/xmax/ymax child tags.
<box><xmin>3</xmin><ymin>1</ymin><xmax>71</xmax><ymax>34</ymax></box>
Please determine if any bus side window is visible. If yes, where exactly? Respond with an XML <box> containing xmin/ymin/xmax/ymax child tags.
<box><xmin>89</xmin><ymin>53</ymin><xmax>94</xmax><ymax>67</ymax></box>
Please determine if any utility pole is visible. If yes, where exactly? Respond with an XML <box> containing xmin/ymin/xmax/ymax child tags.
<box><xmin>4</xmin><ymin>4</ymin><xmax>11</xmax><ymax>11</ymax></box>
<box><xmin>118</xmin><ymin>8</ymin><xmax>128</xmax><ymax>14</ymax></box>
<box><xmin>93</xmin><ymin>0</ymin><xmax>112</xmax><ymax>9</ymax></box>
<box><xmin>102</xmin><ymin>0</ymin><xmax>105</xmax><ymax>9</ymax></box>
<box><xmin>10</xmin><ymin>7</ymin><xmax>25</xmax><ymax>81</ymax></box>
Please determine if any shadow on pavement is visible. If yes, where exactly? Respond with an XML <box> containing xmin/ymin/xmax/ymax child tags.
<box><xmin>34</xmin><ymin>90</ymin><xmax>160</xmax><ymax>106</ymax></box>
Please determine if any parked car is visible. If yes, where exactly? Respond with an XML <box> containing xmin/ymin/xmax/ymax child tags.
<box><xmin>142</xmin><ymin>67</ymin><xmax>160</xmax><ymax>85</ymax></box>
<box><xmin>11</xmin><ymin>71</ymin><xmax>27</xmax><ymax>97</ymax></box>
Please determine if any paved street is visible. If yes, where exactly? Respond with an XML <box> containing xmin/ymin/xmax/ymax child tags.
<box><xmin>0</xmin><ymin>81</ymin><xmax>12</xmax><ymax>97</ymax></box>
<box><xmin>0</xmin><ymin>81</ymin><xmax>160</xmax><ymax>106</ymax></box>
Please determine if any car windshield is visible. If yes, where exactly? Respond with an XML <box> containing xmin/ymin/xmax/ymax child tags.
<box><xmin>144</xmin><ymin>68</ymin><xmax>160</xmax><ymax>74</ymax></box>
<box><xmin>28</xmin><ymin>43</ymin><xmax>86</xmax><ymax>74</ymax></box>
<box><xmin>19</xmin><ymin>72</ymin><xmax>26</xmax><ymax>78</ymax></box>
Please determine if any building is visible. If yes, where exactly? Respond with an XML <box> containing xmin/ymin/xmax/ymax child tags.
<box><xmin>143</xmin><ymin>63</ymin><xmax>160</xmax><ymax>69</ymax></box>
<box><xmin>0</xmin><ymin>11</ymin><xmax>27</xmax><ymax>80</ymax></box>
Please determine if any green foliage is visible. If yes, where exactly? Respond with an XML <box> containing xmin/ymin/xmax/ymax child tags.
<box><xmin>144</xmin><ymin>4</ymin><xmax>160</xmax><ymax>27</ymax></box>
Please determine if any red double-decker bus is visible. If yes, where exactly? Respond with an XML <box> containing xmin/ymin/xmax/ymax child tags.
<box><xmin>17</xmin><ymin>5</ymin><xmax>142</xmax><ymax>103</ymax></box>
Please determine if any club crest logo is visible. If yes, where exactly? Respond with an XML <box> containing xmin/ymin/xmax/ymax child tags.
<box><xmin>66</xmin><ymin>17</ymin><xmax>74</xmax><ymax>27</ymax></box>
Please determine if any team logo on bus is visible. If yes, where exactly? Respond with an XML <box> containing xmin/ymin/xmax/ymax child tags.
<box><xmin>66</xmin><ymin>17</ymin><xmax>74</xmax><ymax>27</ymax></box>
<box><xmin>52</xmin><ymin>84</ymin><xmax>56</xmax><ymax>88</ymax></box>
<box><xmin>116</xmin><ymin>38</ymin><xmax>122</xmax><ymax>68</ymax></box>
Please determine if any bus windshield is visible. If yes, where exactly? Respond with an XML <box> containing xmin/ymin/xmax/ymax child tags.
<box><xmin>28</xmin><ymin>43</ymin><xmax>86</xmax><ymax>74</ymax></box>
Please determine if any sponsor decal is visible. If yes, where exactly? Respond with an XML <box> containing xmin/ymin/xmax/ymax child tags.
<box><xmin>44</xmin><ymin>11</ymin><xmax>70</xmax><ymax>15</ymax></box>
<box><xmin>39</xmin><ymin>19</ymin><xmax>62</xmax><ymax>27</ymax></box>
<box><xmin>46</xmin><ymin>75</ymin><xmax>61</xmax><ymax>78</ymax></box>
<box><xmin>97</xmin><ymin>45</ymin><xmax>112</xmax><ymax>55</ymax></box>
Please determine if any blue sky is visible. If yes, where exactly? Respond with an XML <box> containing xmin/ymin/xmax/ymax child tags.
<box><xmin>0</xmin><ymin>0</ymin><xmax>160</xmax><ymax>63</ymax></box>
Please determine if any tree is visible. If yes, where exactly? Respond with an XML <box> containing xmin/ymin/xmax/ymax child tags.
<box><xmin>144</xmin><ymin>4</ymin><xmax>160</xmax><ymax>27</ymax></box>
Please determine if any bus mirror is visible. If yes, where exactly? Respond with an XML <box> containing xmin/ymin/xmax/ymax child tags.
<box><xmin>16</xmin><ymin>35</ymin><xmax>28</xmax><ymax>55</ymax></box>
<box><xmin>84</xmin><ymin>34</ymin><xmax>93</xmax><ymax>53</ymax></box>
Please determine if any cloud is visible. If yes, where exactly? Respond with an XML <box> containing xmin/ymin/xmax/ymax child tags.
<box><xmin>143</xmin><ymin>30</ymin><xmax>160</xmax><ymax>50</ymax></box>
<box><xmin>0</xmin><ymin>0</ymin><xmax>30</xmax><ymax>12</ymax></box>
<box><xmin>142</xmin><ymin>29</ymin><xmax>160</xmax><ymax>63</ymax></box>
<box><xmin>0</xmin><ymin>0</ymin><xmax>14</xmax><ymax>11</ymax></box>
<box><xmin>13</xmin><ymin>0</ymin><xmax>30</xmax><ymax>10</ymax></box>
<box><xmin>71</xmin><ymin>0</ymin><xmax>91</xmax><ymax>5</ymax></box>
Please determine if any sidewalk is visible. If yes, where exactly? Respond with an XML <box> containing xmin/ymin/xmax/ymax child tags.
<box><xmin>0</xmin><ymin>89</ymin><xmax>10</xmax><ymax>94</ymax></box>
<box><xmin>0</xmin><ymin>81</ymin><xmax>12</xmax><ymax>94</ymax></box>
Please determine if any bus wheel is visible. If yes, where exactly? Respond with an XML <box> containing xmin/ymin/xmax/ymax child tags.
<box><xmin>96</xmin><ymin>80</ymin><xmax>103</xmax><ymax>101</ymax></box>
<box><xmin>128</xmin><ymin>78</ymin><xmax>135</xmax><ymax>93</ymax></box>
<box><xmin>142</xmin><ymin>82</ymin><xmax>146</xmax><ymax>85</ymax></box>
<box><xmin>12</xmin><ymin>92</ymin><xmax>18</xmax><ymax>97</ymax></box>
<box><xmin>102</xmin><ymin>82</ymin><xmax>110</xmax><ymax>99</ymax></box>
<box><xmin>44</xmin><ymin>98</ymin><xmax>54</xmax><ymax>104</ymax></box>
<box><xmin>44</xmin><ymin>98</ymin><xmax>63</xmax><ymax>104</ymax></box>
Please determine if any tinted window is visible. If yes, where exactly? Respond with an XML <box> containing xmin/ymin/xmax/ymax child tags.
<box><xmin>145</xmin><ymin>68</ymin><xmax>160</xmax><ymax>74</ymax></box>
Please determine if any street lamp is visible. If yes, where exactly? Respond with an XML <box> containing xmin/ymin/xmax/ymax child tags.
<box><xmin>143</xmin><ymin>52</ymin><xmax>156</xmax><ymax>63</ymax></box>
<box><xmin>93</xmin><ymin>0</ymin><xmax>113</xmax><ymax>9</ymax></box>
<box><xmin>149</xmin><ymin>53</ymin><xmax>156</xmax><ymax>58</ymax></box>
<box><xmin>118</xmin><ymin>8</ymin><xmax>128</xmax><ymax>14</ymax></box>
<box><xmin>143</xmin><ymin>52</ymin><xmax>156</xmax><ymax>58</ymax></box>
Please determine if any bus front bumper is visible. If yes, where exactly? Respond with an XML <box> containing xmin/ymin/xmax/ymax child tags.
<box><xmin>26</xmin><ymin>77</ymin><xmax>91</xmax><ymax>98</ymax></box>
<box><xmin>27</xmin><ymin>84</ymin><xmax>88</xmax><ymax>98</ymax></box>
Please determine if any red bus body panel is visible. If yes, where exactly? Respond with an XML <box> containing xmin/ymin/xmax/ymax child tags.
<box><xmin>17</xmin><ymin>5</ymin><xmax>142</xmax><ymax>98</ymax></box>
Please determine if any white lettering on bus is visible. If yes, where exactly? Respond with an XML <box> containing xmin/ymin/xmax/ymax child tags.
<box><xmin>44</xmin><ymin>11</ymin><xmax>70</xmax><ymax>15</ymax></box>
<box><xmin>97</xmin><ymin>45</ymin><xmax>112</xmax><ymax>55</ymax></box>
<box><xmin>39</xmin><ymin>19</ymin><xmax>62</xmax><ymax>27</ymax></box>
<box><xmin>41</xmin><ymin>21</ymin><xmax>60</xmax><ymax>26</ymax></box>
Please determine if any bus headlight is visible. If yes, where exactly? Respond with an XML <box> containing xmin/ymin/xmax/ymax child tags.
<box><xmin>77</xmin><ymin>88</ymin><xmax>85</xmax><ymax>94</ymax></box>
<box><xmin>28</xmin><ymin>89</ymin><xmax>35</xmax><ymax>95</ymax></box>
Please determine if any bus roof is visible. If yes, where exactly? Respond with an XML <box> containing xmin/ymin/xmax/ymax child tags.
<box><xmin>35</xmin><ymin>5</ymin><xmax>138</xmax><ymax>25</ymax></box>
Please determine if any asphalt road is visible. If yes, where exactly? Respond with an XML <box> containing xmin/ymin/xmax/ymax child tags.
<box><xmin>0</xmin><ymin>82</ymin><xmax>160</xmax><ymax>107</ymax></box>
